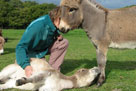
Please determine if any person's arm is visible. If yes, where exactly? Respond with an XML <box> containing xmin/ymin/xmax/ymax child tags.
<box><xmin>16</xmin><ymin>21</ymin><xmax>43</xmax><ymax>77</ymax></box>
<box><xmin>57</xmin><ymin>35</ymin><xmax>63</xmax><ymax>41</ymax></box>
<box><xmin>55</xmin><ymin>29</ymin><xmax>63</xmax><ymax>41</ymax></box>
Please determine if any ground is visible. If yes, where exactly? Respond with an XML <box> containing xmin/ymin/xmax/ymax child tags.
<box><xmin>0</xmin><ymin>29</ymin><xmax>136</xmax><ymax>91</ymax></box>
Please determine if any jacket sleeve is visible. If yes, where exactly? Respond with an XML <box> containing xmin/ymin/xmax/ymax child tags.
<box><xmin>55</xmin><ymin>29</ymin><xmax>61</xmax><ymax>37</ymax></box>
<box><xmin>16</xmin><ymin>21</ymin><xmax>43</xmax><ymax>69</ymax></box>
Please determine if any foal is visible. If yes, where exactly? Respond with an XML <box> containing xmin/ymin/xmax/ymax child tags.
<box><xmin>0</xmin><ymin>58</ymin><xmax>100</xmax><ymax>91</ymax></box>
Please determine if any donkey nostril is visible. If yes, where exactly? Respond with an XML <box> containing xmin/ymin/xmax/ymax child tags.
<box><xmin>62</xmin><ymin>27</ymin><xmax>65</xmax><ymax>31</ymax></box>
<box><xmin>61</xmin><ymin>27</ymin><xmax>65</xmax><ymax>33</ymax></box>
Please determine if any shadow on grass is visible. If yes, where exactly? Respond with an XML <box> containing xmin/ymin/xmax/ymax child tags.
<box><xmin>3</xmin><ymin>48</ymin><xmax>15</xmax><ymax>55</ymax></box>
<box><xmin>61</xmin><ymin>59</ymin><xmax>97</xmax><ymax>74</ymax></box>
<box><xmin>2</xmin><ymin>37</ymin><xmax>18</xmax><ymax>44</ymax></box>
<box><xmin>6</xmin><ymin>37</ymin><xmax>18</xmax><ymax>40</ymax></box>
<box><xmin>62</xmin><ymin>58</ymin><xmax>136</xmax><ymax>75</ymax></box>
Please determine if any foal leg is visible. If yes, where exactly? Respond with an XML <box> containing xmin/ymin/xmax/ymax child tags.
<box><xmin>96</xmin><ymin>46</ymin><xmax>108</xmax><ymax>86</ymax></box>
<box><xmin>0</xmin><ymin>79</ymin><xmax>16</xmax><ymax>90</ymax></box>
<box><xmin>0</xmin><ymin>64</ymin><xmax>19</xmax><ymax>89</ymax></box>
<box><xmin>0</xmin><ymin>64</ymin><xmax>19</xmax><ymax>84</ymax></box>
<box><xmin>16</xmin><ymin>70</ymin><xmax>52</xmax><ymax>86</ymax></box>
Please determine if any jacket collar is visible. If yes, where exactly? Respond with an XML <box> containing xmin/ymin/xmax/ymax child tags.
<box><xmin>46</xmin><ymin>15</ymin><xmax>56</xmax><ymax>32</ymax></box>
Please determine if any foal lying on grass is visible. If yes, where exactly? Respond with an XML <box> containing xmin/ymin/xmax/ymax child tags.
<box><xmin>0</xmin><ymin>58</ymin><xmax>100</xmax><ymax>91</ymax></box>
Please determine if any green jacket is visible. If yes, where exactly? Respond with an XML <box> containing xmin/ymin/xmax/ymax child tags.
<box><xmin>16</xmin><ymin>15</ymin><xmax>59</xmax><ymax>69</ymax></box>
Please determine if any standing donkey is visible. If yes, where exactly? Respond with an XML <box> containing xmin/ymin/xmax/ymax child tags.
<box><xmin>59</xmin><ymin>0</ymin><xmax>136</xmax><ymax>86</ymax></box>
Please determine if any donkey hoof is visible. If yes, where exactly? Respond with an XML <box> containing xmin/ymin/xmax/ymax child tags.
<box><xmin>96</xmin><ymin>76</ymin><xmax>105</xmax><ymax>87</ymax></box>
<box><xmin>96</xmin><ymin>82</ymin><xmax>102</xmax><ymax>87</ymax></box>
<box><xmin>16</xmin><ymin>77</ymin><xmax>27</xmax><ymax>86</ymax></box>
<box><xmin>97</xmin><ymin>79</ymin><xmax>105</xmax><ymax>87</ymax></box>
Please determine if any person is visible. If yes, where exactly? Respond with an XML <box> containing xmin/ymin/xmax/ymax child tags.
<box><xmin>16</xmin><ymin>7</ymin><xmax>69</xmax><ymax>77</ymax></box>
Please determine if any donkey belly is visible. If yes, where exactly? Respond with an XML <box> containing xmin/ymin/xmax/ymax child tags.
<box><xmin>109</xmin><ymin>41</ymin><xmax>136</xmax><ymax>49</ymax></box>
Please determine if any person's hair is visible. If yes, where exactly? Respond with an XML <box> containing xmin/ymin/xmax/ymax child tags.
<box><xmin>49</xmin><ymin>6</ymin><xmax>61</xmax><ymax>22</ymax></box>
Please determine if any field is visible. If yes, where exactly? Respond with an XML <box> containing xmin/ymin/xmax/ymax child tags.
<box><xmin>1</xmin><ymin>29</ymin><xmax>136</xmax><ymax>91</ymax></box>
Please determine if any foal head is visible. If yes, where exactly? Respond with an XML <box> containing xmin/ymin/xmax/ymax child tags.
<box><xmin>74</xmin><ymin>67</ymin><xmax>100</xmax><ymax>87</ymax></box>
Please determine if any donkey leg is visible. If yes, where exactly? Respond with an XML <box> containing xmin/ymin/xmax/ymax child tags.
<box><xmin>96</xmin><ymin>46</ymin><xmax>108</xmax><ymax>87</ymax></box>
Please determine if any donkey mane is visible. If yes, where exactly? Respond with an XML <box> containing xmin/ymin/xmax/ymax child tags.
<box><xmin>88</xmin><ymin>0</ymin><xmax>108</xmax><ymax>13</ymax></box>
<box><xmin>61</xmin><ymin>0</ymin><xmax>108</xmax><ymax>13</ymax></box>
<box><xmin>86</xmin><ymin>0</ymin><xmax>108</xmax><ymax>22</ymax></box>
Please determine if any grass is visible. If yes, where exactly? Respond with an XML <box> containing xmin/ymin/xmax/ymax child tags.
<box><xmin>1</xmin><ymin>29</ymin><xmax>136</xmax><ymax>91</ymax></box>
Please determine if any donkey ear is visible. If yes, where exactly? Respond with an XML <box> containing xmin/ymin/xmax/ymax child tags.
<box><xmin>76</xmin><ymin>0</ymin><xmax>82</xmax><ymax>4</ymax></box>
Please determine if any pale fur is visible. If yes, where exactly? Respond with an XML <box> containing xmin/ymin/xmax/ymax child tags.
<box><xmin>0</xmin><ymin>58</ymin><xmax>53</xmax><ymax>90</ymax></box>
<box><xmin>0</xmin><ymin>36</ymin><xmax>5</xmax><ymax>54</ymax></box>
<box><xmin>0</xmin><ymin>58</ymin><xmax>100</xmax><ymax>91</ymax></box>
<box><xmin>59</xmin><ymin>20</ymin><xmax>71</xmax><ymax>31</ymax></box>
<box><xmin>0</xmin><ymin>49</ymin><xmax>4</xmax><ymax>54</ymax></box>
<box><xmin>109</xmin><ymin>41</ymin><xmax>136</xmax><ymax>49</ymax></box>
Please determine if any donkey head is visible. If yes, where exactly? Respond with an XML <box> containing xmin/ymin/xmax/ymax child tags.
<box><xmin>59</xmin><ymin>0</ymin><xmax>83</xmax><ymax>33</ymax></box>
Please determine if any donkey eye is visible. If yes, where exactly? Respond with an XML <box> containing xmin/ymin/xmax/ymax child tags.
<box><xmin>69</xmin><ymin>8</ymin><xmax>77</xmax><ymax>12</ymax></box>
<box><xmin>69</xmin><ymin>8</ymin><xmax>74</xmax><ymax>12</ymax></box>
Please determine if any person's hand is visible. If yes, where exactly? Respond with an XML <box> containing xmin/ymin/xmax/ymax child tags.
<box><xmin>24</xmin><ymin>66</ymin><xmax>33</xmax><ymax>77</ymax></box>
<box><xmin>57</xmin><ymin>35</ymin><xmax>63</xmax><ymax>41</ymax></box>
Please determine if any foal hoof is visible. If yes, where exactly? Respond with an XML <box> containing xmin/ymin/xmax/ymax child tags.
<box><xmin>16</xmin><ymin>77</ymin><xmax>27</xmax><ymax>86</ymax></box>
<box><xmin>0</xmin><ymin>80</ymin><xmax>5</xmax><ymax>84</ymax></box>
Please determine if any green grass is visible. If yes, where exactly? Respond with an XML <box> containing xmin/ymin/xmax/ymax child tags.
<box><xmin>1</xmin><ymin>29</ymin><xmax>136</xmax><ymax>91</ymax></box>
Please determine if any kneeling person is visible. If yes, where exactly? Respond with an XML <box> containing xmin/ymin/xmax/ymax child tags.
<box><xmin>16</xmin><ymin>7</ymin><xmax>69</xmax><ymax>77</ymax></box>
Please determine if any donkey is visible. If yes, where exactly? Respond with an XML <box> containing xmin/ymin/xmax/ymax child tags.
<box><xmin>59</xmin><ymin>0</ymin><xmax>136</xmax><ymax>86</ymax></box>
<box><xmin>0</xmin><ymin>36</ymin><xmax>5</xmax><ymax>55</ymax></box>
<box><xmin>0</xmin><ymin>29</ymin><xmax>8</xmax><ymax>54</ymax></box>
<box><xmin>0</xmin><ymin>29</ymin><xmax>8</xmax><ymax>43</ymax></box>
<box><xmin>0</xmin><ymin>58</ymin><xmax>100</xmax><ymax>91</ymax></box>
